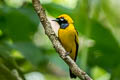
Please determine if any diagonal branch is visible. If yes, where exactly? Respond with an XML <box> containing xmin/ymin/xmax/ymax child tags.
<box><xmin>32</xmin><ymin>0</ymin><xmax>93</xmax><ymax>80</ymax></box>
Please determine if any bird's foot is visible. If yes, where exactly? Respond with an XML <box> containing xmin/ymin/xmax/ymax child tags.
<box><xmin>65</xmin><ymin>52</ymin><xmax>70</xmax><ymax>56</ymax></box>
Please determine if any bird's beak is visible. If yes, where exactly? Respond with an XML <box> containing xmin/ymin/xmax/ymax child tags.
<box><xmin>52</xmin><ymin>18</ymin><xmax>59</xmax><ymax>22</ymax></box>
<box><xmin>52</xmin><ymin>20</ymin><xmax>57</xmax><ymax>21</ymax></box>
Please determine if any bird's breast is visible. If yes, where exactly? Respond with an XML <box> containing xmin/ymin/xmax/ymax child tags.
<box><xmin>58</xmin><ymin>26</ymin><xmax>75</xmax><ymax>52</ymax></box>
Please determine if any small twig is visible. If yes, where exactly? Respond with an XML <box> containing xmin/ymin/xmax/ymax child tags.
<box><xmin>32</xmin><ymin>0</ymin><xmax>93</xmax><ymax>80</ymax></box>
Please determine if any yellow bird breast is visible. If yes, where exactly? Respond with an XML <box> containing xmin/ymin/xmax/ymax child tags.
<box><xmin>58</xmin><ymin>24</ymin><xmax>77</xmax><ymax>60</ymax></box>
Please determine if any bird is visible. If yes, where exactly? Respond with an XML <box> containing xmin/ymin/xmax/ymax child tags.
<box><xmin>52</xmin><ymin>14</ymin><xmax>79</xmax><ymax>78</ymax></box>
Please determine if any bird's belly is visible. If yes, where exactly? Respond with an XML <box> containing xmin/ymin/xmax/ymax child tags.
<box><xmin>60</xmin><ymin>38</ymin><xmax>73</xmax><ymax>52</ymax></box>
<box><xmin>58</xmin><ymin>29</ymin><xmax>74</xmax><ymax>52</ymax></box>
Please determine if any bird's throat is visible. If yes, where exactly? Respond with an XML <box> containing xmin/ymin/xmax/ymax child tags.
<box><xmin>60</xmin><ymin>23</ymin><xmax>69</xmax><ymax>29</ymax></box>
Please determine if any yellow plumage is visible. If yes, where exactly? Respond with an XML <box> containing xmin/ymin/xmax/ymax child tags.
<box><xmin>53</xmin><ymin>14</ymin><xmax>79</xmax><ymax>78</ymax></box>
<box><xmin>58</xmin><ymin>14</ymin><xmax>74</xmax><ymax>24</ymax></box>
<box><xmin>58</xmin><ymin>24</ymin><xmax>78</xmax><ymax>60</ymax></box>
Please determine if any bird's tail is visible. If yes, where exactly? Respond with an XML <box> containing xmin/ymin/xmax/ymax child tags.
<box><xmin>69</xmin><ymin>68</ymin><xmax>76</xmax><ymax>78</ymax></box>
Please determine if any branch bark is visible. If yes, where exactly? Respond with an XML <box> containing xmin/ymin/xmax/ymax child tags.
<box><xmin>32</xmin><ymin>0</ymin><xmax>93</xmax><ymax>80</ymax></box>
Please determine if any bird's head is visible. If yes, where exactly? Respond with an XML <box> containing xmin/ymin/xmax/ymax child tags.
<box><xmin>52</xmin><ymin>14</ymin><xmax>73</xmax><ymax>29</ymax></box>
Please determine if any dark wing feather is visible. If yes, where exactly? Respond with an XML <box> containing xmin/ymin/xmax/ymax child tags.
<box><xmin>74</xmin><ymin>34</ymin><xmax>79</xmax><ymax>62</ymax></box>
<box><xmin>69</xmin><ymin>32</ymin><xmax>79</xmax><ymax>78</ymax></box>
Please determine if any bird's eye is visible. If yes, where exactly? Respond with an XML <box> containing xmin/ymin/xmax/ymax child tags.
<box><xmin>59</xmin><ymin>17</ymin><xmax>67</xmax><ymax>23</ymax></box>
<box><xmin>60</xmin><ymin>18</ymin><xmax>64</xmax><ymax>21</ymax></box>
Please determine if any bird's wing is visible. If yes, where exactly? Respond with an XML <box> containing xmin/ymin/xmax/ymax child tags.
<box><xmin>74</xmin><ymin>31</ymin><xmax>79</xmax><ymax>61</ymax></box>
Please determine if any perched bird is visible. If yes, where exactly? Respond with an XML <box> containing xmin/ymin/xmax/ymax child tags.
<box><xmin>52</xmin><ymin>14</ymin><xmax>79</xmax><ymax>78</ymax></box>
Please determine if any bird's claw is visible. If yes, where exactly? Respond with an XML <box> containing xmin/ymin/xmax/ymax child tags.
<box><xmin>65</xmin><ymin>52</ymin><xmax>70</xmax><ymax>56</ymax></box>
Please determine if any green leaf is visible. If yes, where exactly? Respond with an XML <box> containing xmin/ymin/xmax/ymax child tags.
<box><xmin>88</xmin><ymin>20</ymin><xmax>120</xmax><ymax>70</ymax></box>
<box><xmin>0</xmin><ymin>5</ymin><xmax>39</xmax><ymax>42</ymax></box>
<box><xmin>13</xmin><ymin>42</ymin><xmax>48</xmax><ymax>66</ymax></box>
<box><xmin>43</xmin><ymin>3</ymin><xmax>72</xmax><ymax>17</ymax></box>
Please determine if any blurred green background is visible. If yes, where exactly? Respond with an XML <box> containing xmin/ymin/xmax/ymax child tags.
<box><xmin>0</xmin><ymin>0</ymin><xmax>120</xmax><ymax>80</ymax></box>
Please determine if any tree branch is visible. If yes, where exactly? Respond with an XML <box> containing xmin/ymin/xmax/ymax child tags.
<box><xmin>32</xmin><ymin>0</ymin><xmax>93</xmax><ymax>80</ymax></box>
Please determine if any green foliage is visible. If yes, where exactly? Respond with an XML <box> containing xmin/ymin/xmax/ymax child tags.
<box><xmin>0</xmin><ymin>0</ymin><xmax>120</xmax><ymax>80</ymax></box>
